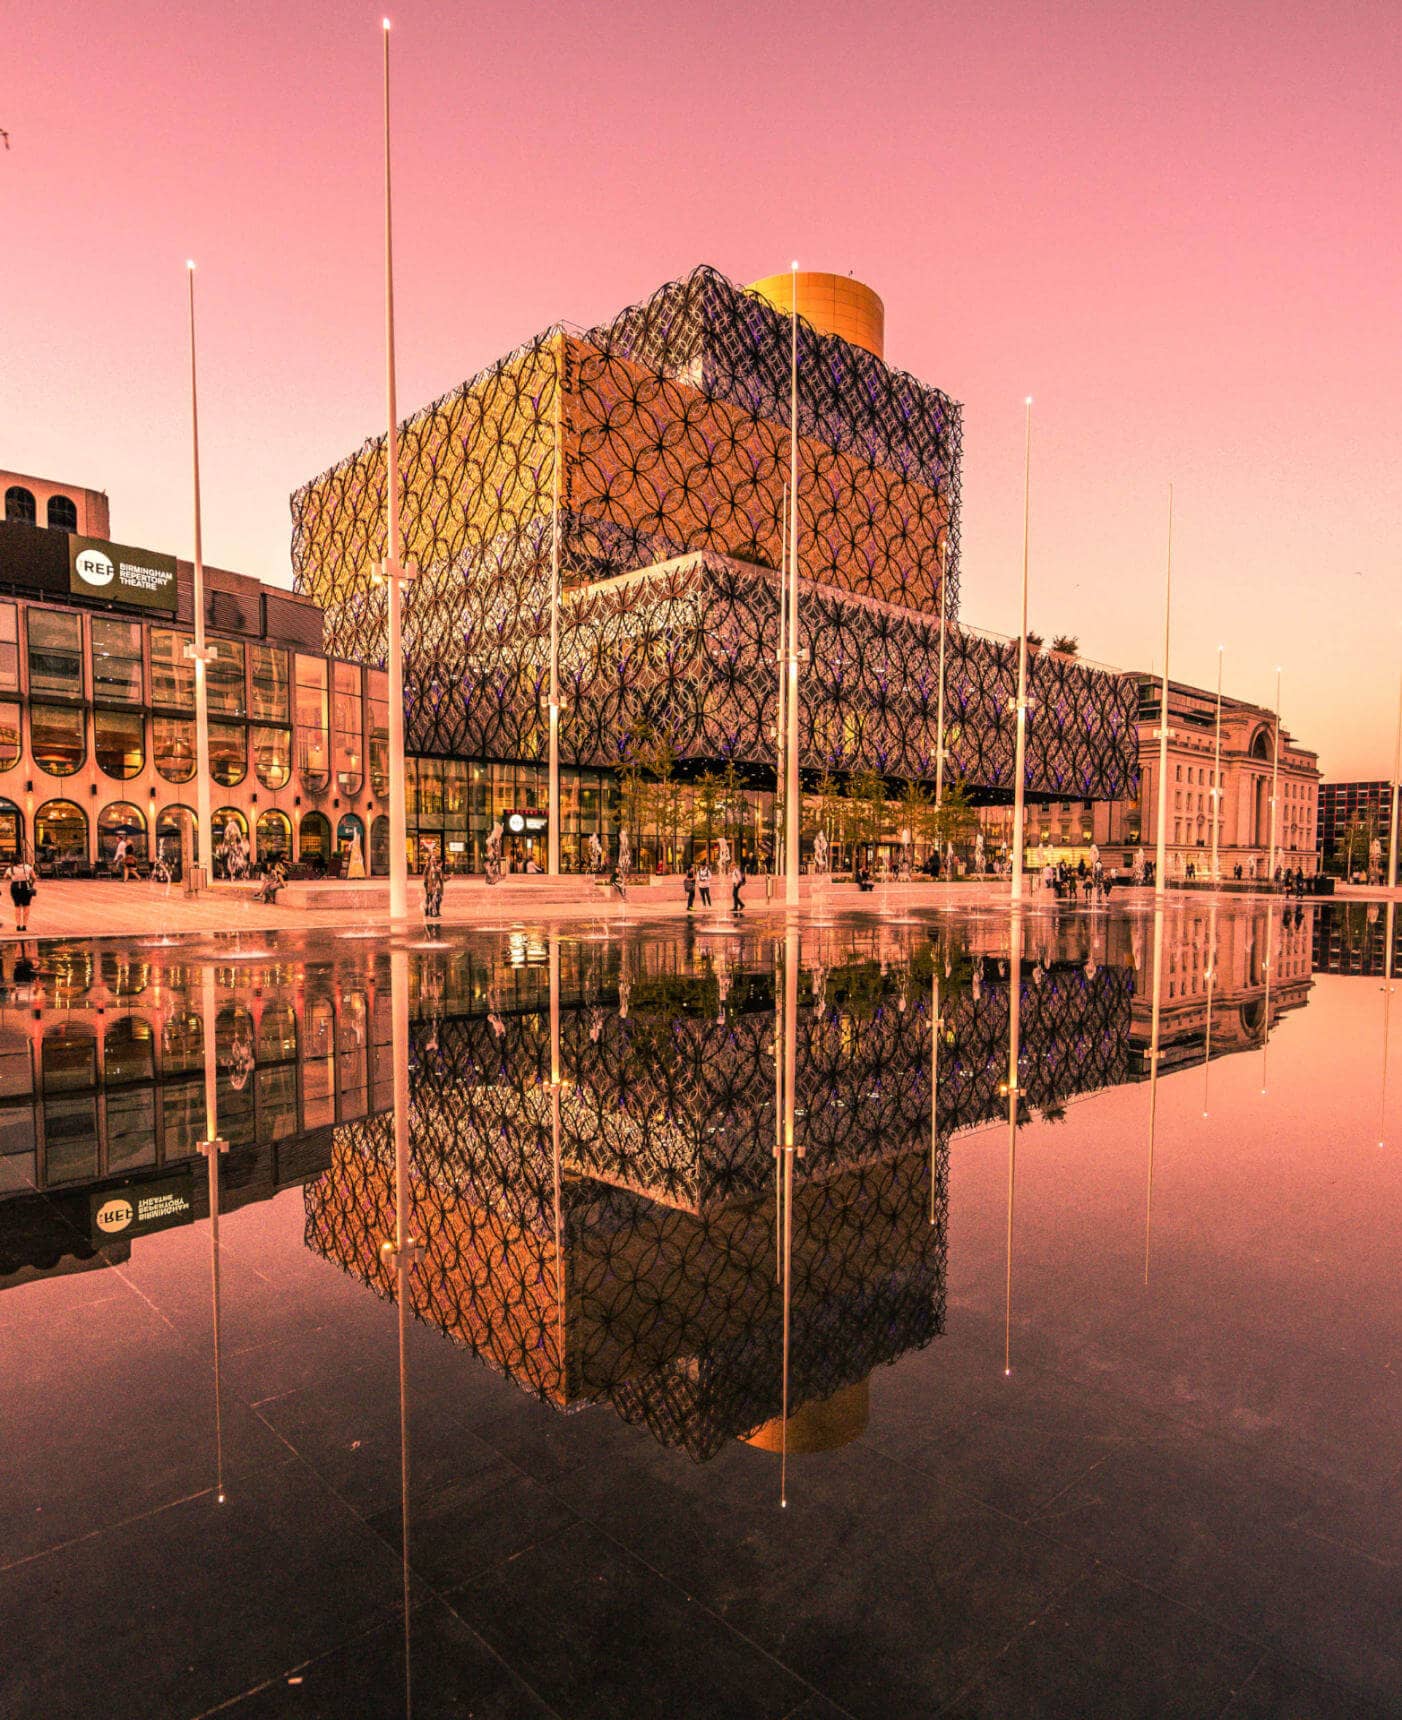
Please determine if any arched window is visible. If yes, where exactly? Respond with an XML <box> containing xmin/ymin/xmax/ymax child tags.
<box><xmin>336</xmin><ymin>812</ymin><xmax>365</xmax><ymax>871</ymax></box>
<box><xmin>30</xmin><ymin>704</ymin><xmax>86</xmax><ymax>776</ymax></box>
<box><xmin>254</xmin><ymin>808</ymin><xmax>291</xmax><ymax>866</ymax></box>
<box><xmin>370</xmin><ymin>814</ymin><xmax>390</xmax><ymax>875</ymax></box>
<box><xmin>42</xmin><ymin>1020</ymin><xmax>97</xmax><ymax>1093</ymax></box>
<box><xmin>153</xmin><ymin>716</ymin><xmax>197</xmax><ymax>782</ymax></box>
<box><xmin>209</xmin><ymin>721</ymin><xmax>246</xmax><ymax>787</ymax></box>
<box><xmin>160</xmin><ymin>1010</ymin><xmax>204</xmax><ymax>1077</ymax></box>
<box><xmin>4</xmin><ymin>486</ymin><xmax>36</xmax><ymax>524</ymax></box>
<box><xmin>94</xmin><ymin>709</ymin><xmax>145</xmax><ymax>779</ymax></box>
<box><xmin>34</xmin><ymin>799</ymin><xmax>88</xmax><ymax>868</ymax></box>
<box><xmin>212</xmin><ymin>807</ymin><xmax>248</xmax><ymax>878</ymax></box>
<box><xmin>103</xmin><ymin>1016</ymin><xmax>155</xmax><ymax>1085</ymax></box>
<box><xmin>0</xmin><ymin>798</ymin><xmax>22</xmax><ymax>865</ymax></box>
<box><xmin>98</xmin><ymin>802</ymin><xmax>146</xmax><ymax>865</ymax></box>
<box><xmin>253</xmin><ymin>725</ymin><xmax>291</xmax><ymax>789</ymax></box>
<box><xmin>298</xmin><ymin>810</ymin><xmax>331</xmax><ymax>867</ymax></box>
<box><xmin>156</xmin><ymin>804</ymin><xmax>198</xmax><ymax>867</ymax></box>
<box><xmin>46</xmin><ymin>494</ymin><xmax>78</xmax><ymax>532</ymax></box>
<box><xmin>256</xmin><ymin>1000</ymin><xmax>297</xmax><ymax>1063</ymax></box>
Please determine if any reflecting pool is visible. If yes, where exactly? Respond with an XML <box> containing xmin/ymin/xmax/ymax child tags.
<box><xmin>1</xmin><ymin>898</ymin><xmax>1399</xmax><ymax>1717</ymax></box>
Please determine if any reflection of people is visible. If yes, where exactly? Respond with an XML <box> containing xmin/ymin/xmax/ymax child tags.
<box><xmin>618</xmin><ymin>829</ymin><xmax>632</xmax><ymax>876</ymax></box>
<box><xmin>697</xmin><ymin>862</ymin><xmax>712</xmax><ymax>907</ymax></box>
<box><xmin>813</xmin><ymin>829</ymin><xmax>829</xmax><ymax>874</ymax></box>
<box><xmin>484</xmin><ymin>821</ymin><xmax>503</xmax><ymax>884</ymax></box>
<box><xmin>730</xmin><ymin>862</ymin><xmax>745</xmax><ymax>914</ymax></box>
<box><xmin>586</xmin><ymin>833</ymin><xmax>602</xmax><ymax>874</ymax></box>
<box><xmin>345</xmin><ymin>831</ymin><xmax>366</xmax><ymax>880</ymax></box>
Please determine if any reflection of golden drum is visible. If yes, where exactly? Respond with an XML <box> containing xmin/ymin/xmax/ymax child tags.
<box><xmin>743</xmin><ymin>1378</ymin><xmax>870</xmax><ymax>1455</ymax></box>
<box><xmin>747</xmin><ymin>272</ymin><xmax>885</xmax><ymax>360</ymax></box>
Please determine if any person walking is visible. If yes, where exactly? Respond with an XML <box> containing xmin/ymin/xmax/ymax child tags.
<box><xmin>423</xmin><ymin>848</ymin><xmax>445</xmax><ymax>923</ymax></box>
<box><xmin>730</xmin><ymin>861</ymin><xmax>745</xmax><ymax>914</ymax></box>
<box><xmin>8</xmin><ymin>851</ymin><xmax>37</xmax><ymax>931</ymax></box>
<box><xmin>697</xmin><ymin>862</ymin><xmax>712</xmax><ymax>908</ymax></box>
<box><xmin>112</xmin><ymin>835</ymin><xmax>128</xmax><ymax>880</ymax></box>
<box><xmin>683</xmin><ymin>863</ymin><xmax>696</xmax><ymax>912</ymax></box>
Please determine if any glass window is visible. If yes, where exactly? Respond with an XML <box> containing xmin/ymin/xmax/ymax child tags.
<box><xmin>153</xmin><ymin>716</ymin><xmax>197</xmax><ymax>783</ymax></box>
<box><xmin>35</xmin><ymin>799</ymin><xmax>87</xmax><ymax>866</ymax></box>
<box><xmin>207</xmin><ymin>638</ymin><xmax>246</xmax><ymax>716</ymax></box>
<box><xmin>98</xmin><ymin>802</ymin><xmax>146</xmax><ymax>864</ymax></box>
<box><xmin>368</xmin><ymin>670</ymin><xmax>389</xmax><ymax>796</ymax></box>
<box><xmin>91</xmin><ymin>618</ymin><xmax>144</xmax><ymax>703</ymax></box>
<box><xmin>333</xmin><ymin>662</ymin><xmax>363</xmax><ymax>796</ymax></box>
<box><xmin>161</xmin><ymin>1081</ymin><xmax>203</xmax><ymax>1159</ymax></box>
<box><xmin>47</xmin><ymin>494</ymin><xmax>79</xmax><ymax>532</ymax></box>
<box><xmin>253</xmin><ymin>725</ymin><xmax>291</xmax><ymax>790</ymax></box>
<box><xmin>250</xmin><ymin>644</ymin><xmax>289</xmax><ymax>723</ymax></box>
<box><xmin>42</xmin><ymin>1022</ymin><xmax>97</xmax><ymax>1093</ymax></box>
<box><xmin>4</xmin><ymin>486</ymin><xmax>36</xmax><ymax>524</ymax></box>
<box><xmin>0</xmin><ymin>605</ymin><xmax>18</xmax><ymax>692</ymax></box>
<box><xmin>0</xmin><ymin>702</ymin><xmax>19</xmax><ymax>771</ymax></box>
<box><xmin>150</xmin><ymin>630</ymin><xmax>194</xmax><ymax>708</ymax></box>
<box><xmin>255</xmin><ymin>809</ymin><xmax>291</xmax><ymax>864</ymax></box>
<box><xmin>0</xmin><ymin>799</ymin><xmax>22</xmax><ymax>865</ymax></box>
<box><xmin>295</xmin><ymin>655</ymin><xmax>330</xmax><ymax>793</ymax></box>
<box><xmin>27</xmin><ymin>610</ymin><xmax>83</xmax><ymax>699</ymax></box>
<box><xmin>298</xmin><ymin>811</ymin><xmax>331</xmax><ymax>865</ymax></box>
<box><xmin>31</xmin><ymin>704</ymin><xmax>86</xmax><ymax>776</ymax></box>
<box><xmin>209</xmin><ymin>721</ymin><xmax>246</xmax><ymax>787</ymax></box>
<box><xmin>104</xmin><ymin>1016</ymin><xmax>155</xmax><ymax>1085</ymax></box>
<box><xmin>94</xmin><ymin>709</ymin><xmax>144</xmax><ymax>779</ymax></box>
<box><xmin>106</xmin><ymin>1088</ymin><xmax>157</xmax><ymax>1174</ymax></box>
<box><xmin>156</xmin><ymin>805</ymin><xmax>198</xmax><ymax>867</ymax></box>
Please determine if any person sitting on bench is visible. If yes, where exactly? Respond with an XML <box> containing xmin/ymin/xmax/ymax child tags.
<box><xmin>254</xmin><ymin>858</ymin><xmax>287</xmax><ymax>904</ymax></box>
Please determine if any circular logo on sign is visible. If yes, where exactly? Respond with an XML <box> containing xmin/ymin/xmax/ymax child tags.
<box><xmin>75</xmin><ymin>547</ymin><xmax>116</xmax><ymax>587</ymax></box>
<box><xmin>95</xmin><ymin>1196</ymin><xmax>134</xmax><ymax>1234</ymax></box>
<box><xmin>507</xmin><ymin>813</ymin><xmax>525</xmax><ymax>833</ymax></box>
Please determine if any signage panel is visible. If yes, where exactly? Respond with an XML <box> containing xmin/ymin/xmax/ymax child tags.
<box><xmin>68</xmin><ymin>533</ymin><xmax>178</xmax><ymax>613</ymax></box>
<box><xmin>89</xmin><ymin>1173</ymin><xmax>194</xmax><ymax>1243</ymax></box>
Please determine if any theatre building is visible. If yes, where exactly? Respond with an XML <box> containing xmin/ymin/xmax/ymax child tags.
<box><xmin>0</xmin><ymin>470</ymin><xmax>390</xmax><ymax>874</ymax></box>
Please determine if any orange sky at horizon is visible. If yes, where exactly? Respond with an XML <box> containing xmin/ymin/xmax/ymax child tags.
<box><xmin>5</xmin><ymin>0</ymin><xmax>1398</xmax><ymax>777</ymax></box>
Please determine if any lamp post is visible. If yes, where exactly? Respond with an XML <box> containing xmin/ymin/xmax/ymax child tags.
<box><xmin>785</xmin><ymin>261</ymin><xmax>802</xmax><ymax>909</ymax></box>
<box><xmin>1211</xmin><ymin>645</ymin><xmax>1224</xmax><ymax>881</ymax></box>
<box><xmin>1267</xmin><ymin>666</ymin><xmax>1282</xmax><ymax>884</ymax></box>
<box><xmin>378</xmin><ymin>18</ymin><xmax>411</xmax><ymax>920</ymax></box>
<box><xmin>184</xmin><ymin>262</ymin><xmax>213</xmax><ymax>885</ymax></box>
<box><xmin>1010</xmin><ymin>399</ymin><xmax>1033</xmax><ymax>903</ymax></box>
<box><xmin>1153</xmin><ymin>486</ymin><xmax>1173</xmax><ymax>899</ymax></box>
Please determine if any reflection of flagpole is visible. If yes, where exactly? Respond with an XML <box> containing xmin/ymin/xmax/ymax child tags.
<box><xmin>1002</xmin><ymin>910</ymin><xmax>1023</xmax><ymax>1373</ymax></box>
<box><xmin>380</xmin><ymin>944</ymin><xmax>418</xmax><ymax>1717</ymax></box>
<box><xmin>1144</xmin><ymin>904</ymin><xmax>1165</xmax><ymax>1284</ymax></box>
<box><xmin>779</xmin><ymin>920</ymin><xmax>800</xmax><ymax>1505</ymax></box>
<box><xmin>550</xmin><ymin>934</ymin><xmax>566</xmax><ymax>1359</ymax></box>
<box><xmin>1261</xmin><ymin>907</ymin><xmax>1274</xmax><ymax>1096</ymax></box>
<box><xmin>197</xmin><ymin>964</ymin><xmax>228</xmax><ymax>1503</ymax></box>
<box><xmin>930</xmin><ymin>964</ymin><xmax>941</xmax><ymax>1225</ymax></box>
<box><xmin>1381</xmin><ymin>899</ymin><xmax>1396</xmax><ymax>1148</ymax></box>
<box><xmin>548</xmin><ymin>359</ymin><xmax>563</xmax><ymax>876</ymax></box>
<box><xmin>1388</xmin><ymin>671</ymin><xmax>1402</xmax><ymax>891</ymax></box>
<box><xmin>1202</xmin><ymin>901</ymin><xmax>1217</xmax><ymax>1118</ymax></box>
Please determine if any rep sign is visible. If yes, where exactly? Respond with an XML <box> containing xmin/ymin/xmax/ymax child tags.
<box><xmin>68</xmin><ymin>533</ymin><xmax>178</xmax><ymax>613</ymax></box>
<box><xmin>89</xmin><ymin>1174</ymin><xmax>194</xmax><ymax>1243</ymax></box>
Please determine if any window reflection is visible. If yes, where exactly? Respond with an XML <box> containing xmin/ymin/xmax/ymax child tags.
<box><xmin>28</xmin><ymin>609</ymin><xmax>82</xmax><ymax>698</ymax></box>
<box><xmin>94</xmin><ymin>709</ymin><xmax>144</xmax><ymax>779</ymax></box>
<box><xmin>31</xmin><ymin>704</ymin><xmax>85</xmax><ymax>776</ymax></box>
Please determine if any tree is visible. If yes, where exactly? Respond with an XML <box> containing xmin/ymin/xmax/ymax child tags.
<box><xmin>1050</xmin><ymin>634</ymin><xmax>1079</xmax><ymax>656</ymax></box>
<box><xmin>847</xmin><ymin>767</ymin><xmax>889</xmax><ymax>857</ymax></box>
<box><xmin>932</xmin><ymin>778</ymin><xmax>979</xmax><ymax>857</ymax></box>
<box><xmin>897</xmin><ymin>779</ymin><xmax>933</xmax><ymax>865</ymax></box>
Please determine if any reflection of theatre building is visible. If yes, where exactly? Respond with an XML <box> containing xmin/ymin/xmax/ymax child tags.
<box><xmin>0</xmin><ymin>468</ymin><xmax>391</xmax><ymax>874</ymax></box>
<box><xmin>304</xmin><ymin>935</ymin><xmax>1136</xmax><ymax>1457</ymax></box>
<box><xmin>292</xmin><ymin>266</ymin><xmax>1143</xmax><ymax>873</ymax></box>
<box><xmin>0</xmin><ymin>952</ymin><xmax>377</xmax><ymax>1284</ymax></box>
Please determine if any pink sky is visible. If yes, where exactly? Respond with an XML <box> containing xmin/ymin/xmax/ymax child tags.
<box><xmin>5</xmin><ymin>0</ymin><xmax>1399</xmax><ymax>777</ymax></box>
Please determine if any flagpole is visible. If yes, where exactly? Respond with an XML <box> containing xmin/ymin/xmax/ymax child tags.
<box><xmin>1153</xmin><ymin>485</ymin><xmax>1173</xmax><ymax>898</ymax></box>
<box><xmin>381</xmin><ymin>17</ymin><xmax>411</xmax><ymax>921</ymax></box>
<box><xmin>1387</xmin><ymin>668</ymin><xmax>1401</xmax><ymax>891</ymax></box>
<box><xmin>785</xmin><ymin>261</ymin><xmax>801</xmax><ymax>909</ymax></box>
<box><xmin>185</xmin><ymin>262</ymin><xmax>213</xmax><ymax>884</ymax></box>
<box><xmin>1267</xmin><ymin>666</ymin><xmax>1282</xmax><ymax>883</ymax></box>
<box><xmin>1010</xmin><ymin>399</ymin><xmax>1032</xmax><ymax>903</ymax></box>
<box><xmin>1211</xmin><ymin>644</ymin><xmax>1224</xmax><ymax>881</ymax></box>
<box><xmin>775</xmin><ymin>481</ymin><xmax>788</xmax><ymax>882</ymax></box>
<box><xmin>935</xmin><ymin>534</ymin><xmax>949</xmax><ymax>815</ymax></box>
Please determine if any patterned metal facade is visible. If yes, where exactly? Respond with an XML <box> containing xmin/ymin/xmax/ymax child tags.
<box><xmin>292</xmin><ymin>264</ymin><xmax>1138</xmax><ymax>800</ymax></box>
